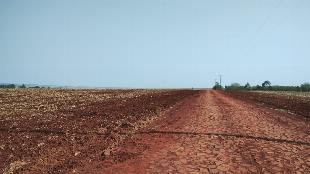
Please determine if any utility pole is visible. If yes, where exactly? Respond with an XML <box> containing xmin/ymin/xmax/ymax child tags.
<box><xmin>219</xmin><ymin>74</ymin><xmax>222</xmax><ymax>86</ymax></box>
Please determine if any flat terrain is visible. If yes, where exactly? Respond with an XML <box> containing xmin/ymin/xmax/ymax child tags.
<box><xmin>226</xmin><ymin>90</ymin><xmax>310</xmax><ymax>118</ymax></box>
<box><xmin>0</xmin><ymin>89</ymin><xmax>197</xmax><ymax>173</ymax></box>
<box><xmin>1</xmin><ymin>89</ymin><xmax>309</xmax><ymax>173</ymax></box>
<box><xmin>95</xmin><ymin>90</ymin><xmax>310</xmax><ymax>173</ymax></box>
<box><xmin>256</xmin><ymin>91</ymin><xmax>310</xmax><ymax>98</ymax></box>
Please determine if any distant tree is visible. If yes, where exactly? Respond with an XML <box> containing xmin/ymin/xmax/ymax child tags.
<box><xmin>262</xmin><ymin>81</ymin><xmax>271</xmax><ymax>88</ymax></box>
<box><xmin>255</xmin><ymin>85</ymin><xmax>262</xmax><ymax>90</ymax></box>
<box><xmin>301</xmin><ymin>82</ymin><xmax>310</xmax><ymax>92</ymax></box>
<box><xmin>225</xmin><ymin>83</ymin><xmax>241</xmax><ymax>90</ymax></box>
<box><xmin>231</xmin><ymin>83</ymin><xmax>241</xmax><ymax>88</ymax></box>
<box><xmin>244</xmin><ymin>82</ymin><xmax>251</xmax><ymax>89</ymax></box>
<box><xmin>29</xmin><ymin>86</ymin><xmax>40</xmax><ymax>89</ymax></box>
<box><xmin>20</xmin><ymin>84</ymin><xmax>26</xmax><ymax>88</ymax></box>
<box><xmin>4</xmin><ymin>84</ymin><xmax>16</xmax><ymax>88</ymax></box>
<box><xmin>213</xmin><ymin>82</ymin><xmax>223</xmax><ymax>90</ymax></box>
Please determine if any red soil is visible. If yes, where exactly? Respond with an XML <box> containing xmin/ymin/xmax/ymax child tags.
<box><xmin>0</xmin><ymin>89</ymin><xmax>199</xmax><ymax>173</ymax></box>
<box><xmin>2</xmin><ymin>89</ymin><xmax>309</xmax><ymax>173</ymax></box>
<box><xmin>225</xmin><ymin>91</ymin><xmax>310</xmax><ymax>118</ymax></box>
<box><xmin>87</xmin><ymin>90</ymin><xmax>310</xmax><ymax>173</ymax></box>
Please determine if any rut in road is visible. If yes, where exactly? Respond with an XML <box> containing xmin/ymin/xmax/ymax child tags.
<box><xmin>82</xmin><ymin>90</ymin><xmax>310</xmax><ymax>174</ymax></box>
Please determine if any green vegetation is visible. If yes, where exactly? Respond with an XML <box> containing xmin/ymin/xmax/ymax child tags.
<box><xmin>301</xmin><ymin>83</ymin><xmax>310</xmax><ymax>92</ymax></box>
<box><xmin>0</xmin><ymin>84</ymin><xmax>45</xmax><ymax>89</ymax></box>
<box><xmin>244</xmin><ymin>82</ymin><xmax>251</xmax><ymax>90</ymax></box>
<box><xmin>212</xmin><ymin>82</ymin><xmax>223</xmax><ymax>90</ymax></box>
<box><xmin>20</xmin><ymin>84</ymin><xmax>26</xmax><ymax>88</ymax></box>
<box><xmin>0</xmin><ymin>84</ymin><xmax>16</xmax><ymax>88</ymax></box>
<box><xmin>228</xmin><ymin>83</ymin><xmax>241</xmax><ymax>90</ymax></box>
<box><xmin>29</xmin><ymin>86</ymin><xmax>41</xmax><ymax>89</ymax></box>
<box><xmin>225</xmin><ymin>81</ymin><xmax>310</xmax><ymax>92</ymax></box>
<box><xmin>262</xmin><ymin>80</ymin><xmax>271</xmax><ymax>88</ymax></box>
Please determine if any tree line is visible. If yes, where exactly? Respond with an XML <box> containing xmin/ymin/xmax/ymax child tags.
<box><xmin>0</xmin><ymin>84</ymin><xmax>17</xmax><ymax>88</ymax></box>
<box><xmin>214</xmin><ymin>81</ymin><xmax>310</xmax><ymax>92</ymax></box>
<box><xmin>0</xmin><ymin>84</ymin><xmax>41</xmax><ymax>89</ymax></box>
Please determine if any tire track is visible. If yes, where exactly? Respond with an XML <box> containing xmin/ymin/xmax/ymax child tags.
<box><xmin>89</xmin><ymin>90</ymin><xmax>310</xmax><ymax>173</ymax></box>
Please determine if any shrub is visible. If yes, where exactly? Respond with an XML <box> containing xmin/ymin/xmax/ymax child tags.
<box><xmin>301</xmin><ymin>83</ymin><xmax>310</xmax><ymax>92</ymax></box>
<box><xmin>213</xmin><ymin>82</ymin><xmax>223</xmax><ymax>90</ymax></box>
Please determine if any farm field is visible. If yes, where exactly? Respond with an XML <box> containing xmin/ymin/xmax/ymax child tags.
<box><xmin>0</xmin><ymin>89</ymin><xmax>199</xmax><ymax>173</ymax></box>
<box><xmin>254</xmin><ymin>90</ymin><xmax>310</xmax><ymax>98</ymax></box>
<box><xmin>2</xmin><ymin>0</ymin><xmax>309</xmax><ymax>173</ymax></box>
<box><xmin>253</xmin><ymin>91</ymin><xmax>310</xmax><ymax>98</ymax></box>
<box><xmin>226</xmin><ymin>90</ymin><xmax>310</xmax><ymax>118</ymax></box>
<box><xmin>1</xmin><ymin>89</ymin><xmax>309</xmax><ymax>173</ymax></box>
<box><xmin>90</xmin><ymin>90</ymin><xmax>310</xmax><ymax>173</ymax></box>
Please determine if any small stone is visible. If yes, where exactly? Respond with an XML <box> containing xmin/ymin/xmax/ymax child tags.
<box><xmin>101</xmin><ymin>149</ymin><xmax>111</xmax><ymax>159</ymax></box>
<box><xmin>209</xmin><ymin>168</ymin><xmax>219</xmax><ymax>174</ymax></box>
<box><xmin>74</xmin><ymin>151</ymin><xmax>81</xmax><ymax>156</ymax></box>
<box><xmin>97</xmin><ymin>127</ymin><xmax>108</xmax><ymax>134</ymax></box>
<box><xmin>4</xmin><ymin>161</ymin><xmax>28</xmax><ymax>174</ymax></box>
<box><xmin>37</xmin><ymin>142</ymin><xmax>45</xmax><ymax>147</ymax></box>
<box><xmin>208</xmin><ymin>165</ymin><xmax>217</xmax><ymax>169</ymax></box>
<box><xmin>120</xmin><ymin>121</ymin><xmax>134</xmax><ymax>128</ymax></box>
<box><xmin>217</xmin><ymin>164</ymin><xmax>230</xmax><ymax>171</ymax></box>
<box><xmin>0</xmin><ymin>144</ymin><xmax>5</xmax><ymax>150</ymax></box>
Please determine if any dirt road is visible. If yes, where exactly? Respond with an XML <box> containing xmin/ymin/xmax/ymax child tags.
<box><xmin>84</xmin><ymin>90</ymin><xmax>310</xmax><ymax>174</ymax></box>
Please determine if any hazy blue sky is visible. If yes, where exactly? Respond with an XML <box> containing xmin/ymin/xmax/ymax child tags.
<box><xmin>1</xmin><ymin>0</ymin><xmax>309</xmax><ymax>88</ymax></box>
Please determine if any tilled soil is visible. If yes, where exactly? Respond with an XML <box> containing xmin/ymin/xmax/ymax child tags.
<box><xmin>0</xmin><ymin>89</ymin><xmax>199</xmax><ymax>173</ymax></box>
<box><xmin>225</xmin><ymin>91</ymin><xmax>310</xmax><ymax>118</ymax></box>
<box><xmin>94</xmin><ymin>90</ymin><xmax>310</xmax><ymax>174</ymax></box>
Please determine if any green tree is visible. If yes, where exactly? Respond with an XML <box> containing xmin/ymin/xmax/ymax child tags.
<box><xmin>228</xmin><ymin>83</ymin><xmax>241</xmax><ymax>90</ymax></box>
<box><xmin>262</xmin><ymin>81</ymin><xmax>271</xmax><ymax>88</ymax></box>
<box><xmin>244</xmin><ymin>82</ymin><xmax>251</xmax><ymax>89</ymax></box>
<box><xmin>301</xmin><ymin>82</ymin><xmax>310</xmax><ymax>92</ymax></box>
<box><xmin>231</xmin><ymin>83</ymin><xmax>241</xmax><ymax>87</ymax></box>
<box><xmin>213</xmin><ymin>82</ymin><xmax>223</xmax><ymax>90</ymax></box>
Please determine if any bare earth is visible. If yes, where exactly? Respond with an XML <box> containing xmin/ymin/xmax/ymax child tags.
<box><xmin>0</xmin><ymin>89</ymin><xmax>197</xmax><ymax>173</ymax></box>
<box><xmin>92</xmin><ymin>90</ymin><xmax>310</xmax><ymax>174</ymax></box>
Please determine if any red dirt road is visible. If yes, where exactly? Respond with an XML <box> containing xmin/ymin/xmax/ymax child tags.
<box><xmin>89</xmin><ymin>90</ymin><xmax>310</xmax><ymax>174</ymax></box>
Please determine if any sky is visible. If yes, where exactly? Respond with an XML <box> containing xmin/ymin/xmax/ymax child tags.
<box><xmin>1</xmin><ymin>0</ymin><xmax>309</xmax><ymax>88</ymax></box>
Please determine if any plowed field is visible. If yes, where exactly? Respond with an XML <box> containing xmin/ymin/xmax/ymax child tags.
<box><xmin>1</xmin><ymin>89</ymin><xmax>309</xmax><ymax>173</ymax></box>
<box><xmin>0</xmin><ymin>89</ymin><xmax>199</xmax><ymax>173</ymax></box>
